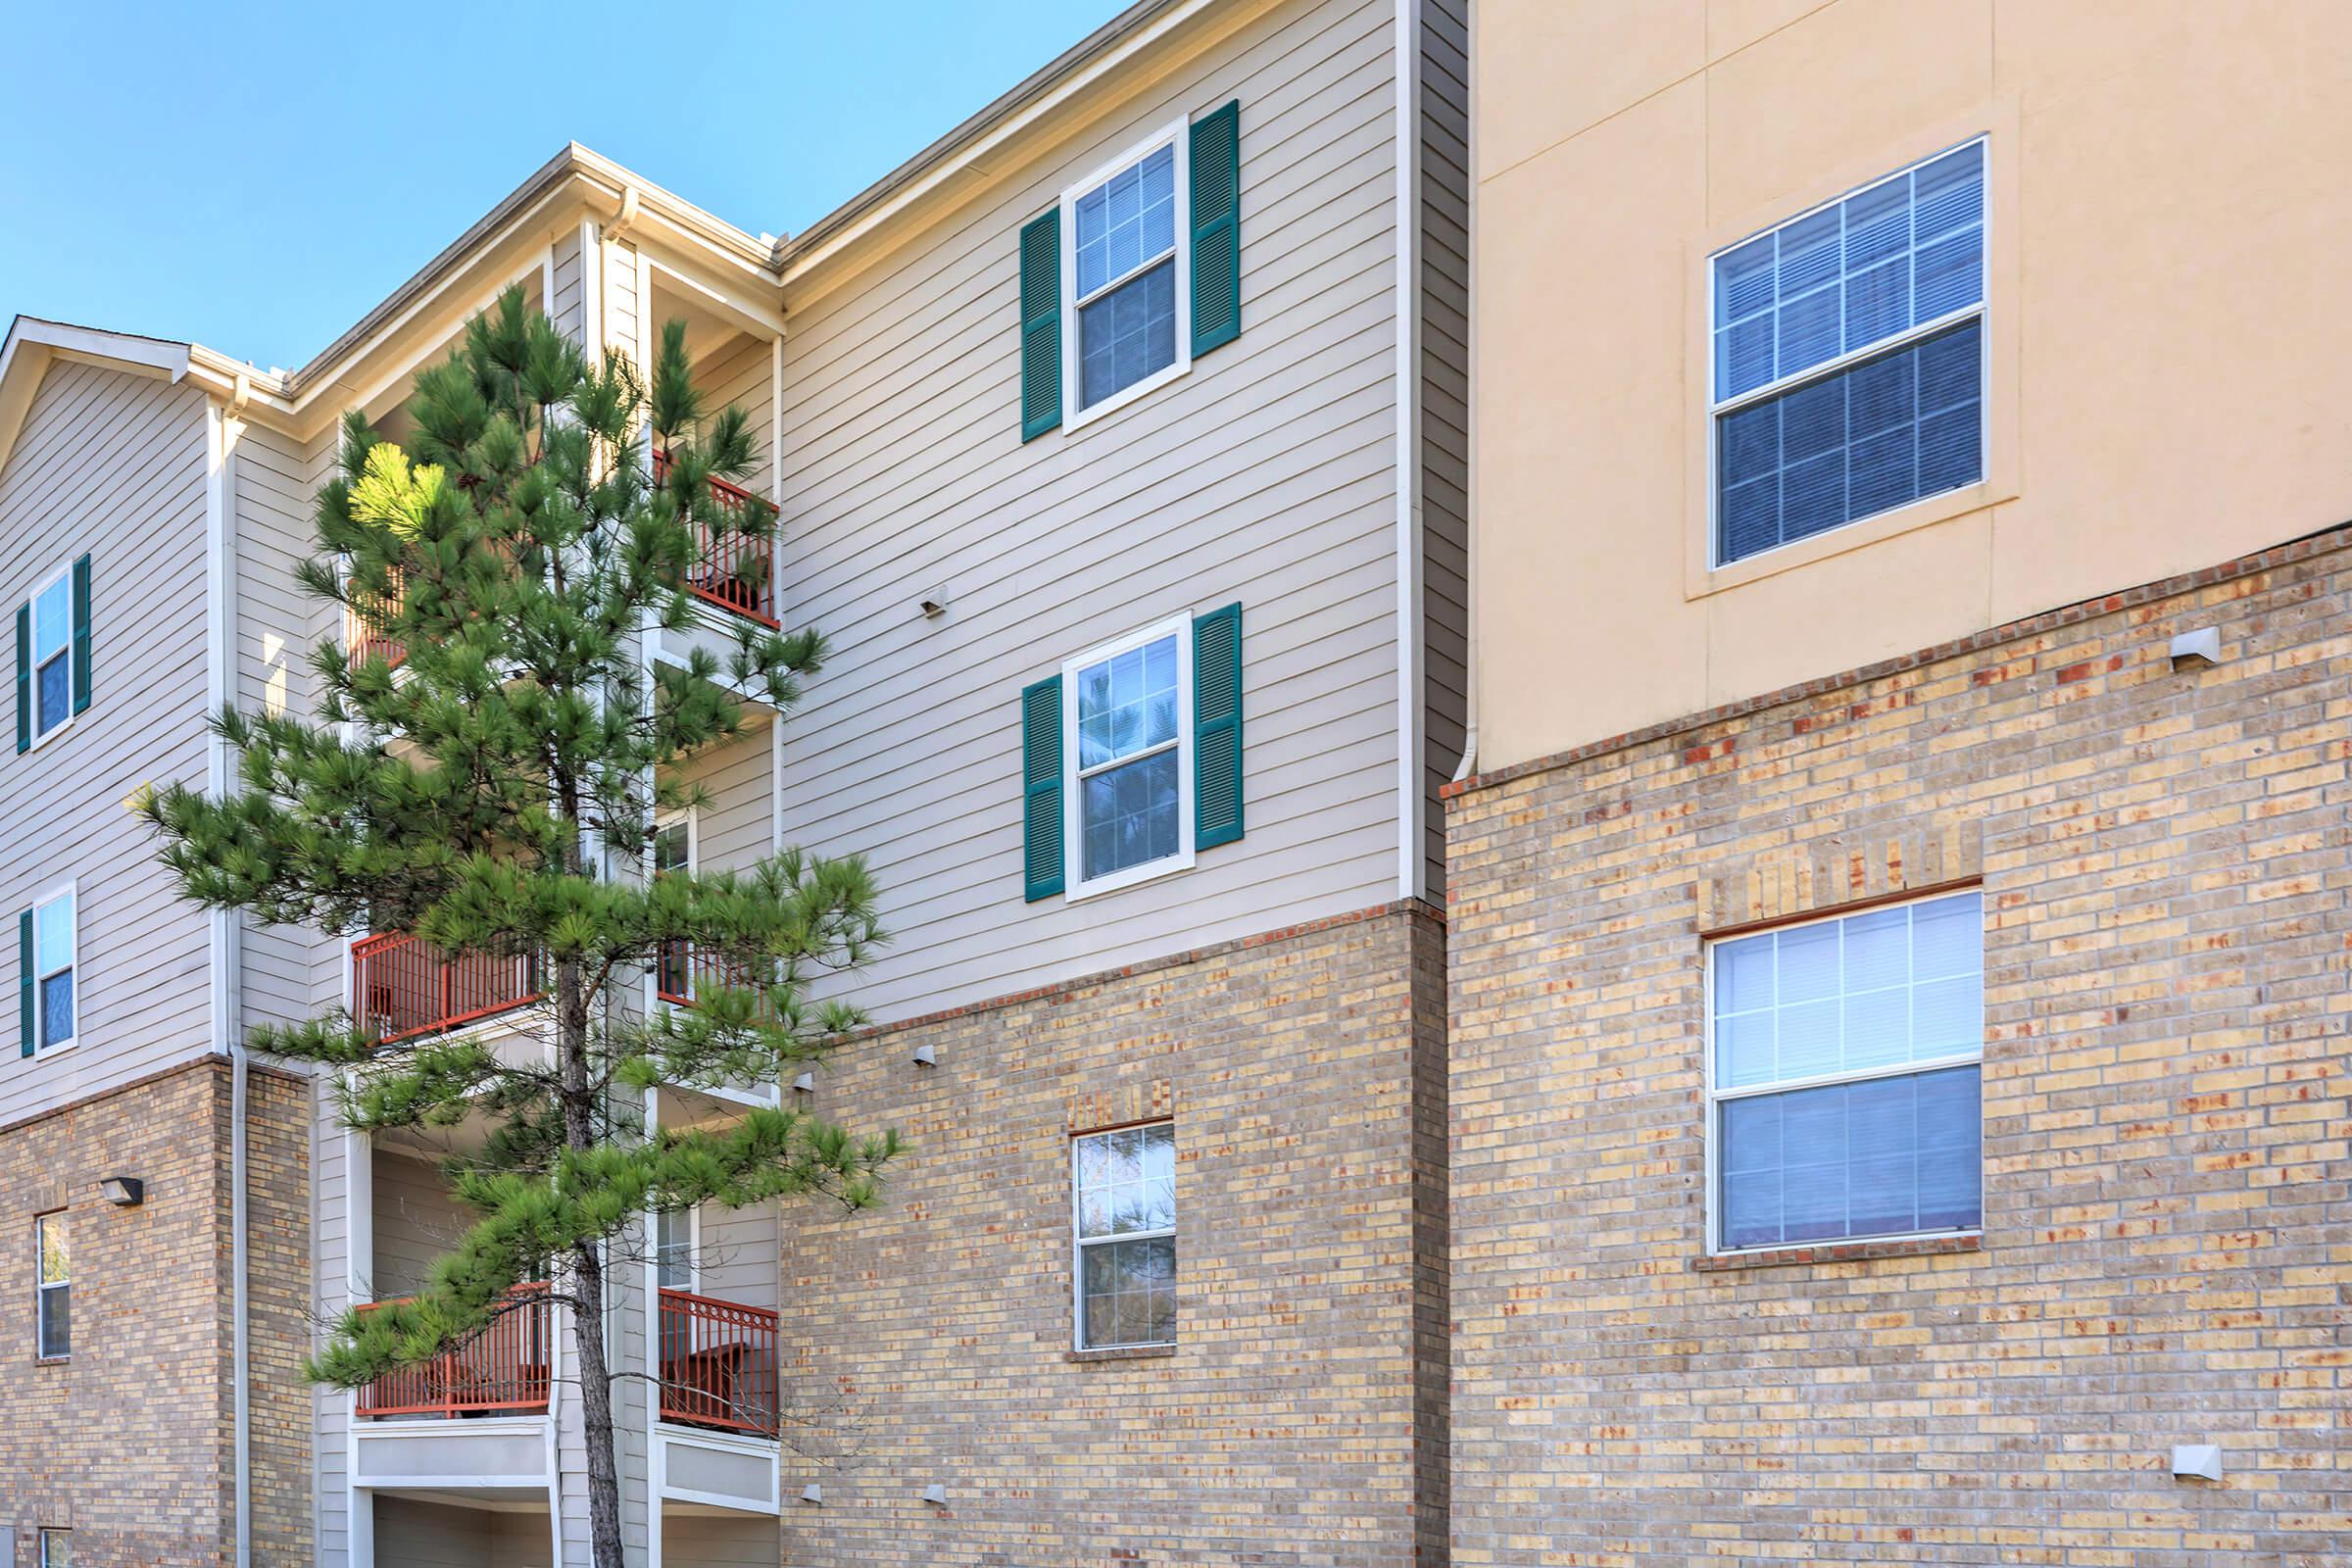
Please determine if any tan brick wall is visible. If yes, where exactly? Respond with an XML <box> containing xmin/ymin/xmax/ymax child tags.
<box><xmin>0</xmin><ymin>1055</ymin><xmax>311</xmax><ymax>1567</ymax></box>
<box><xmin>1446</xmin><ymin>528</ymin><xmax>2352</xmax><ymax>1565</ymax></box>
<box><xmin>775</xmin><ymin>903</ymin><xmax>1447</xmax><ymax>1568</ymax></box>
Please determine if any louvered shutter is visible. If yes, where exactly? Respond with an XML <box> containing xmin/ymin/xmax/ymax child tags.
<box><xmin>12</xmin><ymin>606</ymin><xmax>27</xmax><ymax>755</ymax></box>
<box><xmin>1018</xmin><ymin>210</ymin><xmax>1063</xmax><ymax>441</ymax></box>
<box><xmin>70</xmin><ymin>555</ymin><xmax>90</xmax><ymax>715</ymax></box>
<box><xmin>1189</xmin><ymin>102</ymin><xmax>1242</xmax><ymax>357</ymax></box>
<box><xmin>1021</xmin><ymin>675</ymin><xmax>1065</xmax><ymax>900</ymax></box>
<box><xmin>17</xmin><ymin>909</ymin><xmax>31</xmax><ymax>1058</ymax></box>
<box><xmin>1192</xmin><ymin>603</ymin><xmax>1243</xmax><ymax>850</ymax></box>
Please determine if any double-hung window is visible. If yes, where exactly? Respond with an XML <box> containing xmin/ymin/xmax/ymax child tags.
<box><xmin>1066</xmin><ymin>616</ymin><xmax>1191</xmax><ymax>898</ymax></box>
<box><xmin>1708</xmin><ymin>890</ymin><xmax>1984</xmax><ymax>1252</ymax></box>
<box><xmin>34</xmin><ymin>1212</ymin><xmax>68</xmax><ymax>1358</ymax></box>
<box><xmin>23</xmin><ymin>886</ymin><xmax>75</xmax><ymax>1054</ymax></box>
<box><xmin>1072</xmin><ymin>1123</ymin><xmax>1175</xmax><ymax>1350</ymax></box>
<box><xmin>1711</xmin><ymin>139</ymin><xmax>1987</xmax><ymax>565</ymax></box>
<box><xmin>655</xmin><ymin>1206</ymin><xmax>697</xmax><ymax>1292</ymax></box>
<box><xmin>1066</xmin><ymin>127</ymin><xmax>1188</xmax><ymax>422</ymax></box>
<box><xmin>18</xmin><ymin>557</ymin><xmax>91</xmax><ymax>751</ymax></box>
<box><xmin>651</xmin><ymin>810</ymin><xmax>694</xmax><ymax>1003</ymax></box>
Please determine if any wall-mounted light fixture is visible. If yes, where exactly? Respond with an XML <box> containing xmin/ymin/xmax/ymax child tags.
<box><xmin>792</xmin><ymin>1071</ymin><xmax>816</xmax><ymax>1095</ymax></box>
<box><xmin>800</xmin><ymin>1483</ymin><xmax>823</xmax><ymax>1505</ymax></box>
<box><xmin>911</xmin><ymin>1043</ymin><xmax>937</xmax><ymax>1068</ymax></box>
<box><xmin>920</xmin><ymin>1484</ymin><xmax>948</xmax><ymax>1506</ymax></box>
<box><xmin>99</xmin><ymin>1176</ymin><xmax>144</xmax><ymax>1207</ymax></box>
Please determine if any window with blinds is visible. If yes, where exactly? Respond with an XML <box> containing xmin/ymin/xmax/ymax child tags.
<box><xmin>1708</xmin><ymin>891</ymin><xmax>1984</xmax><ymax>1252</ymax></box>
<box><xmin>1711</xmin><ymin>140</ymin><xmax>1987</xmax><ymax>565</ymax></box>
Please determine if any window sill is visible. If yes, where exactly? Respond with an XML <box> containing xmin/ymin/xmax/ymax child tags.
<box><xmin>1064</xmin><ymin>1343</ymin><xmax>1176</xmax><ymax>1364</ymax></box>
<box><xmin>1693</xmin><ymin>1232</ymin><xmax>1982</xmax><ymax>1272</ymax></box>
<box><xmin>33</xmin><ymin>1354</ymin><xmax>69</xmax><ymax>1367</ymax></box>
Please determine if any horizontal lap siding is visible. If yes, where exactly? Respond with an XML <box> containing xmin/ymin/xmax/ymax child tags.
<box><xmin>369</xmin><ymin>1149</ymin><xmax>469</xmax><ymax>1299</ymax></box>
<box><xmin>0</xmin><ymin>361</ymin><xmax>212</xmax><ymax>1123</ymax></box>
<box><xmin>777</xmin><ymin>0</ymin><xmax>1403</xmax><ymax>1022</ymax></box>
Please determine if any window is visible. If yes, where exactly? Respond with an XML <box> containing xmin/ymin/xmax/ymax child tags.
<box><xmin>1054</xmin><ymin>123</ymin><xmax>1195</xmax><ymax>427</ymax></box>
<box><xmin>652</xmin><ymin>811</ymin><xmax>693</xmax><ymax>1001</ymax></box>
<box><xmin>34</xmin><ymin>1212</ymin><xmax>68</xmax><ymax>1358</ymax></box>
<box><xmin>24</xmin><ymin>886</ymin><xmax>75</xmax><ymax>1054</ymax></box>
<box><xmin>1708</xmin><ymin>890</ymin><xmax>1984</xmax><ymax>1252</ymax></box>
<box><xmin>655</xmin><ymin>1206</ymin><xmax>696</xmax><ymax>1292</ymax></box>
<box><xmin>37</xmin><ymin>1529</ymin><xmax>69</xmax><ymax>1568</ymax></box>
<box><xmin>1072</xmin><ymin>1123</ymin><xmax>1175</xmax><ymax>1349</ymax></box>
<box><xmin>1711</xmin><ymin>140</ymin><xmax>1986</xmax><ymax>565</ymax></box>
<box><xmin>29</xmin><ymin>571</ymin><xmax>72</xmax><ymax>739</ymax></box>
<box><xmin>1064</xmin><ymin>616</ymin><xmax>1192</xmax><ymax>898</ymax></box>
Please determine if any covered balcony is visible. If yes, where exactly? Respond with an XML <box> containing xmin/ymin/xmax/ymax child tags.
<box><xmin>355</xmin><ymin>1282</ymin><xmax>553</xmax><ymax>1420</ymax></box>
<box><xmin>658</xmin><ymin>1287</ymin><xmax>780</xmax><ymax>1438</ymax></box>
<box><xmin>352</xmin><ymin>931</ymin><xmax>543</xmax><ymax>1044</ymax></box>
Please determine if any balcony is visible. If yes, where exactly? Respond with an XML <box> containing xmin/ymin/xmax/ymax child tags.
<box><xmin>654</xmin><ymin>450</ymin><xmax>777</xmax><ymax>628</ymax></box>
<box><xmin>353</xmin><ymin>932</ymin><xmax>543</xmax><ymax>1044</ymax></box>
<box><xmin>654</xmin><ymin>942</ymin><xmax>777</xmax><ymax>1012</ymax></box>
<box><xmin>356</xmin><ymin>1282</ymin><xmax>552</xmax><ymax>1420</ymax></box>
<box><xmin>658</xmin><ymin>1288</ymin><xmax>780</xmax><ymax>1438</ymax></box>
<box><xmin>348</xmin><ymin>566</ymin><xmax>407</xmax><ymax>669</ymax></box>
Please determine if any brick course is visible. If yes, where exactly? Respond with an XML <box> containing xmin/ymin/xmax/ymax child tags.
<box><xmin>778</xmin><ymin>903</ymin><xmax>1448</xmax><ymax>1568</ymax></box>
<box><xmin>1446</xmin><ymin>528</ymin><xmax>2351</xmax><ymax>1566</ymax></box>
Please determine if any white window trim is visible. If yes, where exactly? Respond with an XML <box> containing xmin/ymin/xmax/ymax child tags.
<box><xmin>1704</xmin><ymin>135</ymin><xmax>1991</xmax><ymax>569</ymax></box>
<box><xmin>29</xmin><ymin>879</ymin><xmax>76</xmax><ymax>1056</ymax></box>
<box><xmin>655</xmin><ymin>1202</ymin><xmax>701</xmax><ymax>1296</ymax></box>
<box><xmin>24</xmin><ymin>557</ymin><xmax>80</xmax><ymax>753</ymax></box>
<box><xmin>1701</xmin><ymin>890</ymin><xmax>1986</xmax><ymax>1258</ymax></box>
<box><xmin>1058</xmin><ymin>118</ymin><xmax>1193</xmax><ymax>434</ymax></box>
<box><xmin>1060</xmin><ymin>612</ymin><xmax>1195</xmax><ymax>902</ymax></box>
<box><xmin>1069</xmin><ymin>1124</ymin><xmax>1176</xmax><ymax>1352</ymax></box>
<box><xmin>33</xmin><ymin>1210</ymin><xmax>67</xmax><ymax>1360</ymax></box>
<box><xmin>651</xmin><ymin>806</ymin><xmax>699</xmax><ymax>876</ymax></box>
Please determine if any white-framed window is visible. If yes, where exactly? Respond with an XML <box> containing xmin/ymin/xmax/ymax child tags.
<box><xmin>30</xmin><ymin>884</ymin><xmax>75</xmax><ymax>1054</ymax></box>
<box><xmin>34</xmin><ymin>1211</ymin><xmax>68</xmax><ymax>1359</ymax></box>
<box><xmin>1710</xmin><ymin>138</ymin><xmax>1987</xmax><ymax>566</ymax></box>
<box><xmin>37</xmin><ymin>1528</ymin><xmax>69</xmax><ymax>1568</ymax></box>
<box><xmin>651</xmin><ymin>808</ymin><xmax>696</xmax><ymax>878</ymax></box>
<box><xmin>1061</xmin><ymin>120</ymin><xmax>1191</xmax><ymax>428</ymax></box>
<box><xmin>651</xmin><ymin>810</ymin><xmax>695</xmax><ymax>1002</ymax></box>
<box><xmin>1071</xmin><ymin>1122</ymin><xmax>1175</xmax><ymax>1350</ymax></box>
<box><xmin>1707</xmin><ymin>889</ymin><xmax>1984</xmax><ymax>1254</ymax></box>
<box><xmin>1062</xmin><ymin>614</ymin><xmax>1193</xmax><ymax>899</ymax></box>
<box><xmin>654</xmin><ymin>1205</ymin><xmax>698</xmax><ymax>1293</ymax></box>
<box><xmin>25</xmin><ymin>563</ymin><xmax>76</xmax><ymax>747</ymax></box>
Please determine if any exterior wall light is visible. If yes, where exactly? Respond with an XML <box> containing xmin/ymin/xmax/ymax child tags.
<box><xmin>792</xmin><ymin>1071</ymin><xmax>816</xmax><ymax>1094</ymax></box>
<box><xmin>800</xmin><ymin>1483</ymin><xmax>823</xmax><ymax>1504</ymax></box>
<box><xmin>99</xmin><ymin>1176</ymin><xmax>144</xmax><ymax>1206</ymax></box>
<box><xmin>2169</xmin><ymin>627</ymin><xmax>2222</xmax><ymax>668</ymax></box>
<box><xmin>920</xmin><ymin>1483</ymin><xmax>948</xmax><ymax>1506</ymax></box>
<box><xmin>911</xmin><ymin>1043</ymin><xmax>936</xmax><ymax>1067</ymax></box>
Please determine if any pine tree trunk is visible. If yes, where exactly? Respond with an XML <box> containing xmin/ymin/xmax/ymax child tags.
<box><xmin>571</xmin><ymin>1236</ymin><xmax>626</xmax><ymax>1566</ymax></box>
<box><xmin>557</xmin><ymin>942</ymin><xmax>626</xmax><ymax>1567</ymax></box>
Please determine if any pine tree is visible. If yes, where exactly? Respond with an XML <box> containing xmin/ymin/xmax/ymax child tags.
<box><xmin>140</xmin><ymin>287</ymin><xmax>900</xmax><ymax>1565</ymax></box>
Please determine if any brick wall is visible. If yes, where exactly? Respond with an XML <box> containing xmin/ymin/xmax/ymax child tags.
<box><xmin>1446</xmin><ymin>528</ymin><xmax>2351</xmax><ymax>1565</ymax></box>
<box><xmin>775</xmin><ymin>903</ymin><xmax>1448</xmax><ymax>1568</ymax></box>
<box><xmin>0</xmin><ymin>1055</ymin><xmax>310</xmax><ymax>1566</ymax></box>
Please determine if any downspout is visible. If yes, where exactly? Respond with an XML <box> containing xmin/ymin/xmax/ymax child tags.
<box><xmin>1394</xmin><ymin>0</ymin><xmax>1427</xmax><ymax>902</ymax></box>
<box><xmin>206</xmin><ymin>387</ymin><xmax>252</xmax><ymax>1568</ymax></box>
<box><xmin>1452</xmin><ymin>0</ymin><xmax>1478</xmax><ymax>785</ymax></box>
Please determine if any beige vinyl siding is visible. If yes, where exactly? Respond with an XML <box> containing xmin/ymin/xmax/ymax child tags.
<box><xmin>672</xmin><ymin>721</ymin><xmax>772</xmax><ymax>874</ymax></box>
<box><xmin>604</xmin><ymin>237</ymin><xmax>643</xmax><ymax>361</ymax></box>
<box><xmin>1418</xmin><ymin>0</ymin><xmax>1470</xmax><ymax>898</ymax></box>
<box><xmin>0</xmin><ymin>360</ymin><xmax>213</xmax><ymax>1123</ymax></box>
<box><xmin>661</xmin><ymin>1514</ymin><xmax>775</xmax><ymax>1565</ymax></box>
<box><xmin>234</xmin><ymin>418</ymin><xmax>340</xmax><ymax>1036</ymax></box>
<box><xmin>776</xmin><ymin>0</ymin><xmax>1404</xmax><ymax>1021</ymax></box>
<box><xmin>369</xmin><ymin>1147</ymin><xmax>471</xmax><ymax>1298</ymax></box>
<box><xmin>694</xmin><ymin>334</ymin><xmax>777</xmax><ymax>503</ymax></box>
<box><xmin>312</xmin><ymin>1096</ymin><xmax>352</xmax><ymax>1561</ymax></box>
<box><xmin>372</xmin><ymin>1497</ymin><xmax>554</xmax><ymax>1568</ymax></box>
<box><xmin>550</xmin><ymin>226</ymin><xmax>587</xmax><ymax>345</ymax></box>
<box><xmin>689</xmin><ymin>1198</ymin><xmax>778</xmax><ymax>1313</ymax></box>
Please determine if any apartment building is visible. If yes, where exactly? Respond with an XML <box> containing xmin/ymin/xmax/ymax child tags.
<box><xmin>1448</xmin><ymin>4</ymin><xmax>2350</xmax><ymax>1566</ymax></box>
<box><xmin>0</xmin><ymin>0</ymin><xmax>1463</xmax><ymax>1562</ymax></box>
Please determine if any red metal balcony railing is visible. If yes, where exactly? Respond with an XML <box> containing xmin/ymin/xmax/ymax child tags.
<box><xmin>352</xmin><ymin>932</ymin><xmax>544</xmax><ymax>1044</ymax></box>
<box><xmin>655</xmin><ymin>943</ymin><xmax>776</xmax><ymax>1011</ymax></box>
<box><xmin>658</xmin><ymin>1288</ymin><xmax>780</xmax><ymax>1437</ymax></box>
<box><xmin>356</xmin><ymin>1282</ymin><xmax>553</xmax><ymax>1419</ymax></box>
<box><xmin>654</xmin><ymin>450</ymin><xmax>777</xmax><ymax>627</ymax></box>
<box><xmin>348</xmin><ymin>566</ymin><xmax>407</xmax><ymax>669</ymax></box>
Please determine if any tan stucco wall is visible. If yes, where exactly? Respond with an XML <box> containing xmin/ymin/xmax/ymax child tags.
<box><xmin>1473</xmin><ymin>0</ymin><xmax>2352</xmax><ymax>771</ymax></box>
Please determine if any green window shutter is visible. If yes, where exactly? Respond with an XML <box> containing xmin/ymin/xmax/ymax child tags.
<box><xmin>17</xmin><ymin>908</ymin><xmax>31</xmax><ymax>1058</ymax></box>
<box><xmin>13</xmin><ymin>605</ymin><xmax>27</xmax><ymax>755</ymax></box>
<box><xmin>1018</xmin><ymin>209</ymin><xmax>1062</xmax><ymax>442</ymax></box>
<box><xmin>1189</xmin><ymin>101</ymin><xmax>1242</xmax><ymax>358</ymax></box>
<box><xmin>1193</xmin><ymin>603</ymin><xmax>1243</xmax><ymax>850</ymax></box>
<box><xmin>1021</xmin><ymin>675</ymin><xmax>1065</xmax><ymax>901</ymax></box>
<box><xmin>70</xmin><ymin>554</ymin><xmax>91</xmax><ymax>716</ymax></box>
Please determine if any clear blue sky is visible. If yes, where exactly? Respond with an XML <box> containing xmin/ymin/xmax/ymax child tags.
<box><xmin>0</xmin><ymin>0</ymin><xmax>1131</xmax><ymax>370</ymax></box>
